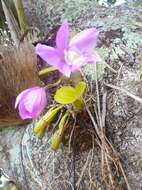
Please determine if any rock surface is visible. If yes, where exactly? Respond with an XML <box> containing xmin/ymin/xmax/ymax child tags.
<box><xmin>0</xmin><ymin>0</ymin><xmax>142</xmax><ymax>189</ymax></box>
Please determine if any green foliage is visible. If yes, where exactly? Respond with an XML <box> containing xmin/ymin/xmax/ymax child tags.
<box><xmin>13</xmin><ymin>0</ymin><xmax>26</xmax><ymax>33</ymax></box>
<box><xmin>39</xmin><ymin>67</ymin><xmax>57</xmax><ymax>76</ymax></box>
<box><xmin>51</xmin><ymin>130</ymin><xmax>62</xmax><ymax>151</ymax></box>
<box><xmin>51</xmin><ymin>111</ymin><xmax>69</xmax><ymax>151</ymax></box>
<box><xmin>54</xmin><ymin>81</ymin><xmax>86</xmax><ymax>104</ymax></box>
<box><xmin>73</xmin><ymin>98</ymin><xmax>84</xmax><ymax>110</ymax></box>
<box><xmin>34</xmin><ymin>82</ymin><xmax>86</xmax><ymax>145</ymax></box>
<box><xmin>75</xmin><ymin>81</ymin><xmax>86</xmax><ymax>99</ymax></box>
<box><xmin>34</xmin><ymin>105</ymin><xmax>63</xmax><ymax>138</ymax></box>
<box><xmin>54</xmin><ymin>86</ymin><xmax>76</xmax><ymax>104</ymax></box>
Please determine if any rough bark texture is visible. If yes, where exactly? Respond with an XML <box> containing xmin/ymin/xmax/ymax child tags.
<box><xmin>0</xmin><ymin>0</ymin><xmax>142</xmax><ymax>190</ymax></box>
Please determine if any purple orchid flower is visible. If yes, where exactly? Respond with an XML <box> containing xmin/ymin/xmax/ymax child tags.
<box><xmin>15</xmin><ymin>86</ymin><xmax>47</xmax><ymax>120</ymax></box>
<box><xmin>36</xmin><ymin>20</ymin><xmax>99</xmax><ymax>77</ymax></box>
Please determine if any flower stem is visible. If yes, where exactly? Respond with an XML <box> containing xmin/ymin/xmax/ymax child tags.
<box><xmin>38</xmin><ymin>66</ymin><xmax>57</xmax><ymax>76</ymax></box>
<box><xmin>44</xmin><ymin>79</ymin><xmax>61</xmax><ymax>90</ymax></box>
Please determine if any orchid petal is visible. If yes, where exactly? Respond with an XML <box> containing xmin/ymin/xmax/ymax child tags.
<box><xmin>36</xmin><ymin>43</ymin><xmax>62</xmax><ymax>68</ymax></box>
<box><xmin>24</xmin><ymin>88</ymin><xmax>47</xmax><ymax>114</ymax></box>
<box><xmin>15</xmin><ymin>87</ymin><xmax>39</xmax><ymax>108</ymax></box>
<box><xmin>56</xmin><ymin>20</ymin><xmax>69</xmax><ymax>51</ymax></box>
<box><xmin>58</xmin><ymin>63</ymin><xmax>71</xmax><ymax>77</ymax></box>
<box><xmin>83</xmin><ymin>51</ymin><xmax>102</xmax><ymax>64</ymax></box>
<box><xmin>71</xmin><ymin>65</ymin><xmax>80</xmax><ymax>72</ymax></box>
<box><xmin>16</xmin><ymin>87</ymin><xmax>47</xmax><ymax>120</ymax></box>
<box><xmin>72</xmin><ymin>56</ymin><xmax>86</xmax><ymax>67</ymax></box>
<box><xmin>35</xmin><ymin>88</ymin><xmax>47</xmax><ymax>115</ymax></box>
<box><xmin>69</xmin><ymin>28</ymin><xmax>99</xmax><ymax>54</ymax></box>
<box><xmin>18</xmin><ymin>102</ymin><xmax>32</xmax><ymax>119</ymax></box>
<box><xmin>23</xmin><ymin>89</ymin><xmax>40</xmax><ymax>113</ymax></box>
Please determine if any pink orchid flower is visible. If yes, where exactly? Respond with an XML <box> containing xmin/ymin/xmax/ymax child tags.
<box><xmin>36</xmin><ymin>20</ymin><xmax>99</xmax><ymax>77</ymax></box>
<box><xmin>15</xmin><ymin>86</ymin><xmax>47</xmax><ymax>120</ymax></box>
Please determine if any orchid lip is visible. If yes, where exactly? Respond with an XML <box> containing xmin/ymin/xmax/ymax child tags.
<box><xmin>64</xmin><ymin>49</ymin><xmax>81</xmax><ymax>65</ymax></box>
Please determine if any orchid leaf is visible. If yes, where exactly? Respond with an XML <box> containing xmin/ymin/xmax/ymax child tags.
<box><xmin>73</xmin><ymin>98</ymin><xmax>84</xmax><ymax>110</ymax></box>
<box><xmin>54</xmin><ymin>81</ymin><xmax>86</xmax><ymax>105</ymax></box>
<box><xmin>34</xmin><ymin>120</ymin><xmax>48</xmax><ymax>138</ymax></box>
<box><xmin>51</xmin><ymin>111</ymin><xmax>69</xmax><ymax>151</ymax></box>
<box><xmin>75</xmin><ymin>81</ymin><xmax>86</xmax><ymax>99</ymax></box>
<box><xmin>43</xmin><ymin>105</ymin><xmax>63</xmax><ymax>122</ymax></box>
<box><xmin>54</xmin><ymin>86</ymin><xmax>76</xmax><ymax>104</ymax></box>
<box><xmin>58</xmin><ymin>111</ymin><xmax>69</xmax><ymax>131</ymax></box>
<box><xmin>51</xmin><ymin>130</ymin><xmax>62</xmax><ymax>151</ymax></box>
<box><xmin>34</xmin><ymin>105</ymin><xmax>63</xmax><ymax>138</ymax></box>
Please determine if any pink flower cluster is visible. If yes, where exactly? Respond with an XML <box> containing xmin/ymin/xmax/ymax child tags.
<box><xmin>15</xmin><ymin>20</ymin><xmax>99</xmax><ymax>119</ymax></box>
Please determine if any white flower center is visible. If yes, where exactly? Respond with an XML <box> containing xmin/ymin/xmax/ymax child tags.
<box><xmin>64</xmin><ymin>50</ymin><xmax>80</xmax><ymax>65</ymax></box>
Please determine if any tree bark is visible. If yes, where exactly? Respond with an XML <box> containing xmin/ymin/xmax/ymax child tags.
<box><xmin>0</xmin><ymin>0</ymin><xmax>142</xmax><ymax>189</ymax></box>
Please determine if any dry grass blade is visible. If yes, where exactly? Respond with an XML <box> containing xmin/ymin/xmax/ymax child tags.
<box><xmin>83</xmin><ymin>62</ymin><xmax>132</xmax><ymax>190</ymax></box>
<box><xmin>104</xmin><ymin>83</ymin><xmax>142</xmax><ymax>104</ymax></box>
<box><xmin>68</xmin><ymin>119</ymin><xmax>76</xmax><ymax>153</ymax></box>
<box><xmin>94</xmin><ymin>63</ymin><xmax>107</xmax><ymax>185</ymax></box>
<box><xmin>76</xmin><ymin>150</ymin><xmax>92</xmax><ymax>189</ymax></box>
<box><xmin>102</xmin><ymin>91</ymin><xmax>107</xmax><ymax>128</ymax></box>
